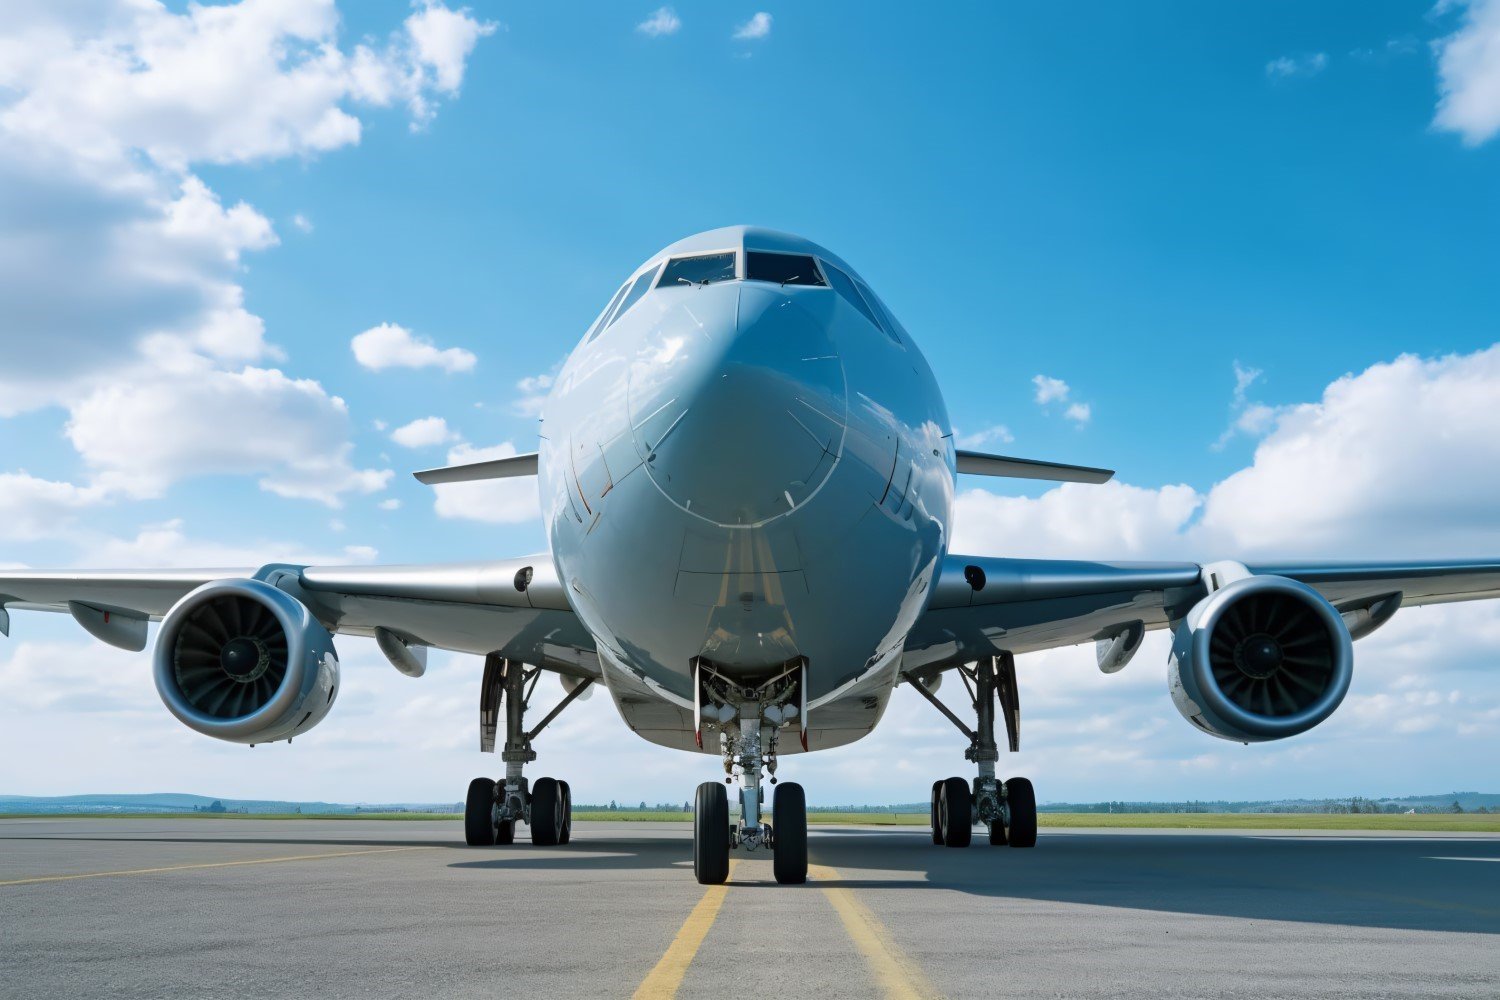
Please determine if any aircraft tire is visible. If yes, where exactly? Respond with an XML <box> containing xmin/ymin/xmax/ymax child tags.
<box><xmin>1005</xmin><ymin>777</ymin><xmax>1038</xmax><ymax>848</ymax></box>
<box><xmin>558</xmin><ymin>780</ymin><xmax>573</xmax><ymax>845</ymax></box>
<box><xmin>930</xmin><ymin>780</ymin><xmax>944</xmax><ymax>845</ymax></box>
<box><xmin>940</xmin><ymin>776</ymin><xmax>972</xmax><ymax>847</ymax></box>
<box><xmin>772</xmin><ymin>782</ymin><xmax>808</xmax><ymax>884</ymax></box>
<box><xmin>531</xmin><ymin>777</ymin><xmax>562</xmax><ymax>846</ymax></box>
<box><xmin>497</xmin><ymin>818</ymin><xmax>515</xmax><ymax>845</ymax></box>
<box><xmin>694</xmin><ymin>781</ymin><xmax>730</xmax><ymax>885</ymax></box>
<box><xmin>464</xmin><ymin>777</ymin><xmax>497</xmax><ymax>846</ymax></box>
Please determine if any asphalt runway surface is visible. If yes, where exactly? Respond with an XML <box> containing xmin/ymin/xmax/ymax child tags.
<box><xmin>2</xmin><ymin>819</ymin><xmax>1498</xmax><ymax>999</ymax></box>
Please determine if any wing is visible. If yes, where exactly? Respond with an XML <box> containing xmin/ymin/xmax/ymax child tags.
<box><xmin>903</xmin><ymin>554</ymin><xmax>1500</xmax><ymax>672</ymax></box>
<box><xmin>0</xmin><ymin>556</ymin><xmax>597</xmax><ymax>675</ymax></box>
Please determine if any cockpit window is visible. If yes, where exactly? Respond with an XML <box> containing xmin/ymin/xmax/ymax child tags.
<box><xmin>745</xmin><ymin>251</ymin><xmax>826</xmax><ymax>287</ymax></box>
<box><xmin>658</xmin><ymin>252</ymin><xmax>737</xmax><ymax>288</ymax></box>
<box><xmin>585</xmin><ymin>280</ymin><xmax>631</xmax><ymax>343</ymax></box>
<box><xmin>606</xmin><ymin>264</ymin><xmax>661</xmax><ymax>329</ymax></box>
<box><xmin>823</xmin><ymin>262</ymin><xmax>893</xmax><ymax>340</ymax></box>
<box><xmin>857</xmin><ymin>279</ymin><xmax>910</xmax><ymax>344</ymax></box>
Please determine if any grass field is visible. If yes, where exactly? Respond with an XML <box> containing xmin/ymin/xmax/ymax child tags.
<box><xmin>4</xmin><ymin>811</ymin><xmax>1499</xmax><ymax>831</ymax></box>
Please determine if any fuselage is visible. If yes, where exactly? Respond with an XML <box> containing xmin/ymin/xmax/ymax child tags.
<box><xmin>540</xmin><ymin>227</ymin><xmax>953</xmax><ymax>724</ymax></box>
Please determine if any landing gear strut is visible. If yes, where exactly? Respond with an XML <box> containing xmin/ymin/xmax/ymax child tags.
<box><xmin>692</xmin><ymin>660</ymin><xmax>808</xmax><ymax>885</ymax></box>
<box><xmin>464</xmin><ymin>654</ymin><xmax>589</xmax><ymax>848</ymax></box>
<box><xmin>907</xmin><ymin>653</ymin><xmax>1037</xmax><ymax>849</ymax></box>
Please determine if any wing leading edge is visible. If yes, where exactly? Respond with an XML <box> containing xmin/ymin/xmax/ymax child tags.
<box><xmin>0</xmin><ymin>556</ymin><xmax>596</xmax><ymax>672</ymax></box>
<box><xmin>904</xmin><ymin>554</ymin><xmax>1500</xmax><ymax>672</ymax></box>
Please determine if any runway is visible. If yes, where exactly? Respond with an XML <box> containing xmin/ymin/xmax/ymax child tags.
<box><xmin>2</xmin><ymin>819</ymin><xmax>1498</xmax><ymax>999</ymax></box>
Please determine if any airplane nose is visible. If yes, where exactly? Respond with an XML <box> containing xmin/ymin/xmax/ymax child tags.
<box><xmin>628</xmin><ymin>283</ymin><xmax>847</xmax><ymax>527</ymax></box>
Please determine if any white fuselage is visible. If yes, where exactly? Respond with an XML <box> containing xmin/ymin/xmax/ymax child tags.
<box><xmin>538</xmin><ymin>228</ymin><xmax>954</xmax><ymax>719</ymax></box>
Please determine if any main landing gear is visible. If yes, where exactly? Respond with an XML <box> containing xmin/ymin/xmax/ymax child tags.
<box><xmin>464</xmin><ymin>655</ymin><xmax>590</xmax><ymax>848</ymax></box>
<box><xmin>692</xmin><ymin>661</ymin><xmax>808</xmax><ymax>886</ymax></box>
<box><xmin>908</xmin><ymin>653</ymin><xmax>1038</xmax><ymax>849</ymax></box>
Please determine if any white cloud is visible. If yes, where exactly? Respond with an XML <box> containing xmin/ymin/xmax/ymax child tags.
<box><xmin>636</xmin><ymin>6</ymin><xmax>681</xmax><ymax>37</ymax></box>
<box><xmin>291</xmin><ymin>213</ymin><xmax>313</xmax><ymax>233</ymax></box>
<box><xmin>963</xmin><ymin>343</ymin><xmax>1500</xmax><ymax>563</ymax></box>
<box><xmin>1214</xmin><ymin>361</ymin><xmax>1274</xmax><ymax>449</ymax></box>
<box><xmin>733</xmin><ymin>12</ymin><xmax>772</xmax><ymax>40</ymax></box>
<box><xmin>1032</xmin><ymin>374</ymin><xmax>1071</xmax><ymax>405</ymax></box>
<box><xmin>1265</xmin><ymin>52</ymin><xmax>1328</xmax><ymax>79</ymax></box>
<box><xmin>88</xmin><ymin>519</ymin><xmax>379</xmax><ymax>569</ymax></box>
<box><xmin>955</xmin><ymin>425</ymin><xmax>1014</xmax><ymax>450</ymax></box>
<box><xmin>431</xmin><ymin>442</ymin><xmax>540</xmax><ymax>524</ymax></box>
<box><xmin>390</xmin><ymin>416</ymin><xmax>458</xmax><ymax>448</ymax></box>
<box><xmin>65</xmin><ymin>359</ymin><xmax>392</xmax><ymax>508</ymax></box>
<box><xmin>1032</xmin><ymin>374</ymin><xmax>1092</xmax><ymax>424</ymax></box>
<box><xmin>0</xmin><ymin>473</ymin><xmax>110</xmax><ymax>543</ymax></box>
<box><xmin>378</xmin><ymin>498</ymin><xmax>402</xmax><ymax>511</ymax></box>
<box><xmin>513</xmin><ymin>373</ymin><xmax>555</xmax><ymax>417</ymax></box>
<box><xmin>955</xmin><ymin>481</ymin><xmax>1202</xmax><ymax>560</ymax></box>
<box><xmin>1434</xmin><ymin>0</ymin><xmax>1500</xmax><ymax>145</ymax></box>
<box><xmin>351</xmin><ymin>322</ymin><xmax>477</xmax><ymax>373</ymax></box>
<box><xmin>0</xmin><ymin>0</ymin><xmax>494</xmax><ymax>168</ymax></box>
<box><xmin>405</xmin><ymin>1</ymin><xmax>497</xmax><ymax>95</ymax></box>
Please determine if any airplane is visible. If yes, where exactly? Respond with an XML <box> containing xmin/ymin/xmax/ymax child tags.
<box><xmin>5</xmin><ymin>225</ymin><xmax>1500</xmax><ymax>886</ymax></box>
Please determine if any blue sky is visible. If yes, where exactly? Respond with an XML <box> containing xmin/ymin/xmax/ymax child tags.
<box><xmin>4</xmin><ymin>1</ymin><xmax>1500</xmax><ymax>805</ymax></box>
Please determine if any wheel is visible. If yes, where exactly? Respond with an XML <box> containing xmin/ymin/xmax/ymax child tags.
<box><xmin>930</xmin><ymin>780</ymin><xmax>943</xmax><ymax>845</ymax></box>
<box><xmin>772</xmin><ymin>782</ymin><xmax>807</xmax><ymax>885</ymax></box>
<box><xmin>464</xmin><ymin>777</ymin><xmax>497</xmax><ymax>846</ymax></box>
<box><xmin>694</xmin><ymin>781</ymin><xmax>730</xmax><ymax>885</ymax></box>
<box><xmin>558</xmin><ymin>780</ymin><xmax>573</xmax><ymax>845</ymax></box>
<box><xmin>988</xmin><ymin>817</ymin><xmax>1008</xmax><ymax>846</ymax></box>
<box><xmin>1005</xmin><ymin>777</ymin><xmax>1037</xmax><ymax>849</ymax></box>
<box><xmin>939</xmin><ymin>776</ymin><xmax>972</xmax><ymax>848</ymax></box>
<box><xmin>531</xmin><ymin>776</ymin><xmax>563</xmax><ymax>846</ymax></box>
<box><xmin>497</xmin><ymin>818</ymin><xmax>515</xmax><ymax>844</ymax></box>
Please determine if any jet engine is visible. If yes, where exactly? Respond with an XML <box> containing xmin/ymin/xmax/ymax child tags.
<box><xmin>1168</xmin><ymin>574</ymin><xmax>1352</xmax><ymax>743</ymax></box>
<box><xmin>154</xmin><ymin>578</ymin><xmax>340</xmax><ymax>744</ymax></box>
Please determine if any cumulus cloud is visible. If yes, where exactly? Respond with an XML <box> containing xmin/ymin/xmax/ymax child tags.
<box><xmin>1434</xmin><ymin>0</ymin><xmax>1500</xmax><ymax>145</ymax></box>
<box><xmin>962</xmin><ymin>343</ymin><xmax>1500</xmax><ymax>563</ymax></box>
<box><xmin>390</xmin><ymin>416</ymin><xmax>458</xmax><ymax>448</ymax></box>
<box><xmin>636</xmin><ymin>6</ymin><xmax>681</xmax><ymax>37</ymax></box>
<box><xmin>351</xmin><ymin>323</ymin><xmax>477</xmax><ymax>373</ymax></box>
<box><xmin>0</xmin><ymin>474</ymin><xmax>110</xmax><ymax>543</ymax></box>
<box><xmin>513</xmin><ymin>373</ymin><xmax>555</xmax><ymax>417</ymax></box>
<box><xmin>733</xmin><ymin>12</ymin><xmax>772</xmax><ymax>40</ymax></box>
<box><xmin>955</xmin><ymin>425</ymin><xmax>1014</xmax><ymax>450</ymax></box>
<box><xmin>1265</xmin><ymin>52</ymin><xmax>1328</xmax><ymax>79</ymax></box>
<box><xmin>89</xmin><ymin>519</ymin><xmax>379</xmax><ymax>569</ymax></box>
<box><xmin>65</xmin><ymin>359</ymin><xmax>392</xmax><ymax>507</ymax></box>
<box><xmin>1031</xmin><ymin>374</ymin><xmax>1091</xmax><ymax>425</ymax></box>
<box><xmin>431</xmin><ymin>442</ymin><xmax>540</xmax><ymax>524</ymax></box>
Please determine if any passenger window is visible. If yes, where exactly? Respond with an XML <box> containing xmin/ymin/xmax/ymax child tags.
<box><xmin>745</xmin><ymin>251</ymin><xmax>826</xmax><ymax>286</ymax></box>
<box><xmin>823</xmin><ymin>262</ymin><xmax>891</xmax><ymax>339</ymax></box>
<box><xmin>658</xmin><ymin>252</ymin><xmax>737</xmax><ymax>288</ymax></box>
<box><xmin>585</xmin><ymin>281</ymin><xmax>631</xmax><ymax>342</ymax></box>
<box><xmin>607</xmin><ymin>265</ymin><xmax>661</xmax><ymax>329</ymax></box>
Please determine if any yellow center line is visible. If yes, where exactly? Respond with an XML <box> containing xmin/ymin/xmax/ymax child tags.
<box><xmin>809</xmin><ymin>863</ymin><xmax>940</xmax><ymax>1000</ymax></box>
<box><xmin>0</xmin><ymin>846</ymin><xmax>430</xmax><ymax>886</ymax></box>
<box><xmin>632</xmin><ymin>859</ymin><xmax>739</xmax><ymax>999</ymax></box>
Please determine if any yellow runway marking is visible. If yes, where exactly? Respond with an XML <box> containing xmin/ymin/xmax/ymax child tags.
<box><xmin>0</xmin><ymin>846</ymin><xmax>429</xmax><ymax>887</ymax></box>
<box><xmin>810</xmin><ymin>864</ymin><xmax>940</xmax><ymax>1000</ymax></box>
<box><xmin>632</xmin><ymin>859</ymin><xmax>739</xmax><ymax>999</ymax></box>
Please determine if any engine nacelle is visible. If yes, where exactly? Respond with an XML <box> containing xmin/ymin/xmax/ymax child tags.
<box><xmin>1169</xmin><ymin>574</ymin><xmax>1352</xmax><ymax>743</ymax></box>
<box><xmin>154</xmin><ymin>578</ymin><xmax>340</xmax><ymax>744</ymax></box>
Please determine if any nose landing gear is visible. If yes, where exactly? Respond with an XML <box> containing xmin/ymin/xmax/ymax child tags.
<box><xmin>909</xmin><ymin>653</ymin><xmax>1037</xmax><ymax>849</ymax></box>
<box><xmin>463</xmin><ymin>655</ymin><xmax>588</xmax><ymax>848</ymax></box>
<box><xmin>692</xmin><ymin>661</ymin><xmax>809</xmax><ymax>885</ymax></box>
